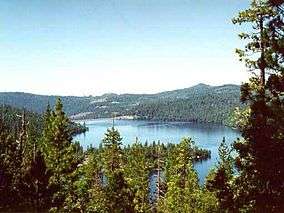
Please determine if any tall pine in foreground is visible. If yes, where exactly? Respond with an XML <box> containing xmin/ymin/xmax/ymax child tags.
<box><xmin>205</xmin><ymin>138</ymin><xmax>234</xmax><ymax>212</ymax></box>
<box><xmin>23</xmin><ymin>148</ymin><xmax>51</xmax><ymax>212</ymax></box>
<box><xmin>232</xmin><ymin>0</ymin><xmax>284</xmax><ymax>211</ymax></box>
<box><xmin>158</xmin><ymin>138</ymin><xmax>218</xmax><ymax>213</ymax></box>
<box><xmin>102</xmin><ymin>127</ymin><xmax>134</xmax><ymax>213</ymax></box>
<box><xmin>0</xmin><ymin>115</ymin><xmax>21</xmax><ymax>210</ymax></box>
<box><xmin>64</xmin><ymin>149</ymin><xmax>108</xmax><ymax>212</ymax></box>
<box><xmin>42</xmin><ymin>98</ymin><xmax>83</xmax><ymax>211</ymax></box>
<box><xmin>124</xmin><ymin>139</ymin><xmax>151</xmax><ymax>212</ymax></box>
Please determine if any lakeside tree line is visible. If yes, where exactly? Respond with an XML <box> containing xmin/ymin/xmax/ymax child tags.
<box><xmin>131</xmin><ymin>94</ymin><xmax>240</xmax><ymax>124</ymax></box>
<box><xmin>0</xmin><ymin>98</ymin><xmax>213</xmax><ymax>212</ymax></box>
<box><xmin>0</xmin><ymin>0</ymin><xmax>283</xmax><ymax>212</ymax></box>
<box><xmin>0</xmin><ymin>105</ymin><xmax>88</xmax><ymax>138</ymax></box>
<box><xmin>0</xmin><ymin>83</ymin><xmax>241</xmax><ymax>125</ymax></box>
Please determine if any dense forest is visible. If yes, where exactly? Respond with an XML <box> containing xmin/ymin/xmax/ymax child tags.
<box><xmin>0</xmin><ymin>84</ymin><xmax>241</xmax><ymax>124</ymax></box>
<box><xmin>131</xmin><ymin>93</ymin><xmax>239</xmax><ymax>124</ymax></box>
<box><xmin>0</xmin><ymin>105</ymin><xmax>88</xmax><ymax>137</ymax></box>
<box><xmin>0</xmin><ymin>99</ymin><xmax>213</xmax><ymax>212</ymax></box>
<box><xmin>0</xmin><ymin>0</ymin><xmax>284</xmax><ymax>212</ymax></box>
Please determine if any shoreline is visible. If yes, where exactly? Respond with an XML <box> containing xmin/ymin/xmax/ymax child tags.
<box><xmin>71</xmin><ymin>116</ymin><xmax>238</xmax><ymax>130</ymax></box>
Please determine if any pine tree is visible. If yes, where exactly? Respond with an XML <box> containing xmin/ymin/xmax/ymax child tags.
<box><xmin>149</xmin><ymin>141</ymin><xmax>167</xmax><ymax>210</ymax></box>
<box><xmin>0</xmin><ymin>117</ymin><xmax>17</xmax><ymax>210</ymax></box>
<box><xmin>86</xmin><ymin>151</ymin><xmax>109</xmax><ymax>213</ymax></box>
<box><xmin>19</xmin><ymin>112</ymin><xmax>53</xmax><ymax>212</ymax></box>
<box><xmin>266</xmin><ymin>0</ymin><xmax>284</xmax><ymax>73</ymax></box>
<box><xmin>158</xmin><ymin>138</ymin><xmax>218</xmax><ymax>212</ymax></box>
<box><xmin>23</xmin><ymin>147</ymin><xmax>51</xmax><ymax>212</ymax></box>
<box><xmin>158</xmin><ymin>138</ymin><xmax>198</xmax><ymax>212</ymax></box>
<box><xmin>0</xmin><ymin>111</ymin><xmax>29</xmax><ymax>210</ymax></box>
<box><xmin>64</xmin><ymin>150</ymin><xmax>108</xmax><ymax>212</ymax></box>
<box><xmin>155</xmin><ymin>142</ymin><xmax>165</xmax><ymax>203</ymax></box>
<box><xmin>42</xmin><ymin>98</ymin><xmax>83</xmax><ymax>211</ymax></box>
<box><xmin>233</xmin><ymin>0</ymin><xmax>284</xmax><ymax>211</ymax></box>
<box><xmin>102</xmin><ymin>127</ymin><xmax>134</xmax><ymax>213</ymax></box>
<box><xmin>124</xmin><ymin>139</ymin><xmax>151</xmax><ymax>212</ymax></box>
<box><xmin>205</xmin><ymin>138</ymin><xmax>234</xmax><ymax>212</ymax></box>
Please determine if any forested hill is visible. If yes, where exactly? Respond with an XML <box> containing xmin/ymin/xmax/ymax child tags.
<box><xmin>0</xmin><ymin>92</ymin><xmax>92</xmax><ymax>115</ymax></box>
<box><xmin>0</xmin><ymin>84</ymin><xmax>241</xmax><ymax>124</ymax></box>
<box><xmin>0</xmin><ymin>105</ymin><xmax>88</xmax><ymax>136</ymax></box>
<box><xmin>130</xmin><ymin>84</ymin><xmax>241</xmax><ymax>124</ymax></box>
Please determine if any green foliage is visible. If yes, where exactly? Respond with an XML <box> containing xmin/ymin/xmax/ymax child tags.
<box><xmin>0</xmin><ymin>121</ymin><xmax>22</xmax><ymax>210</ymax></box>
<box><xmin>2</xmin><ymin>0</ymin><xmax>284</xmax><ymax>212</ymax></box>
<box><xmin>205</xmin><ymin>138</ymin><xmax>234</xmax><ymax>212</ymax></box>
<box><xmin>68</xmin><ymin>121</ymin><xmax>89</xmax><ymax>136</ymax></box>
<box><xmin>102</xmin><ymin>127</ymin><xmax>124</xmax><ymax>175</ymax></box>
<box><xmin>102</xmin><ymin>127</ymin><xmax>135</xmax><ymax>213</ymax></box>
<box><xmin>0</xmin><ymin>105</ymin><xmax>50</xmax><ymax>211</ymax></box>
<box><xmin>124</xmin><ymin>139</ymin><xmax>152</xmax><ymax>212</ymax></box>
<box><xmin>42</xmin><ymin>98</ymin><xmax>84</xmax><ymax>211</ymax></box>
<box><xmin>0</xmin><ymin>105</ymin><xmax>43</xmax><ymax>137</ymax></box>
<box><xmin>23</xmin><ymin>149</ymin><xmax>51</xmax><ymax>212</ymax></box>
<box><xmin>0</xmin><ymin>103</ymin><xmax>87</xmax><ymax>138</ymax></box>
<box><xmin>229</xmin><ymin>107</ymin><xmax>251</xmax><ymax>129</ymax></box>
<box><xmin>0</xmin><ymin>100</ymin><xmax>215</xmax><ymax>212</ymax></box>
<box><xmin>232</xmin><ymin>0</ymin><xmax>284</xmax><ymax>211</ymax></box>
<box><xmin>64</xmin><ymin>151</ymin><xmax>108</xmax><ymax>212</ymax></box>
<box><xmin>158</xmin><ymin>138</ymin><xmax>218</xmax><ymax>213</ymax></box>
<box><xmin>132</xmin><ymin>85</ymin><xmax>241</xmax><ymax>124</ymax></box>
<box><xmin>0</xmin><ymin>92</ymin><xmax>92</xmax><ymax>115</ymax></box>
<box><xmin>0</xmin><ymin>84</ymin><xmax>241</xmax><ymax>124</ymax></box>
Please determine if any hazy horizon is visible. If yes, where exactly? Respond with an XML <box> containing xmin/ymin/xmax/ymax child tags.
<box><xmin>1</xmin><ymin>0</ymin><xmax>250</xmax><ymax>96</ymax></box>
<box><xmin>0</xmin><ymin>82</ymin><xmax>241</xmax><ymax>97</ymax></box>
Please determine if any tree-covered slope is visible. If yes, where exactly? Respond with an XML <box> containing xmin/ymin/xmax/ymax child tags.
<box><xmin>0</xmin><ymin>104</ymin><xmax>88</xmax><ymax>136</ymax></box>
<box><xmin>131</xmin><ymin>84</ymin><xmax>241</xmax><ymax>123</ymax></box>
<box><xmin>0</xmin><ymin>84</ymin><xmax>241</xmax><ymax>123</ymax></box>
<box><xmin>0</xmin><ymin>92</ymin><xmax>92</xmax><ymax>115</ymax></box>
<box><xmin>0</xmin><ymin>104</ymin><xmax>43</xmax><ymax>137</ymax></box>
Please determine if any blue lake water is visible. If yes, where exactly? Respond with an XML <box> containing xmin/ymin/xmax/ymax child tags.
<box><xmin>74</xmin><ymin>119</ymin><xmax>240</xmax><ymax>184</ymax></box>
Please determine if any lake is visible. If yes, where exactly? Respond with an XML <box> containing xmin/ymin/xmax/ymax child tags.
<box><xmin>73</xmin><ymin>119</ymin><xmax>240</xmax><ymax>184</ymax></box>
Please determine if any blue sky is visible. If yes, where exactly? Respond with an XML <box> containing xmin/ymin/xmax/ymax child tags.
<box><xmin>0</xmin><ymin>0</ymin><xmax>250</xmax><ymax>96</ymax></box>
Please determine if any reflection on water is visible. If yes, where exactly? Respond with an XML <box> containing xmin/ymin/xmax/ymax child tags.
<box><xmin>74</xmin><ymin>119</ymin><xmax>240</xmax><ymax>184</ymax></box>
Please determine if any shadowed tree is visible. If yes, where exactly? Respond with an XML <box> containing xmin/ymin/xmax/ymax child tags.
<box><xmin>205</xmin><ymin>137</ymin><xmax>234</xmax><ymax>212</ymax></box>
<box><xmin>42</xmin><ymin>98</ymin><xmax>83</xmax><ymax>211</ymax></box>
<box><xmin>232</xmin><ymin>0</ymin><xmax>284</xmax><ymax>211</ymax></box>
<box><xmin>124</xmin><ymin>138</ymin><xmax>152</xmax><ymax>212</ymax></box>
<box><xmin>102</xmin><ymin>127</ymin><xmax>134</xmax><ymax>213</ymax></box>
<box><xmin>158</xmin><ymin>138</ymin><xmax>218</xmax><ymax>212</ymax></box>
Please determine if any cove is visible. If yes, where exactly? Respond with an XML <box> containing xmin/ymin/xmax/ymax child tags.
<box><xmin>73</xmin><ymin>119</ymin><xmax>240</xmax><ymax>184</ymax></box>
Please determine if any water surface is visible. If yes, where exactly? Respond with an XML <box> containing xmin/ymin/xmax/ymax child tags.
<box><xmin>74</xmin><ymin>119</ymin><xmax>240</xmax><ymax>184</ymax></box>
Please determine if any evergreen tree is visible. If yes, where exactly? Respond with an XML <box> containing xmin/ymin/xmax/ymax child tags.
<box><xmin>19</xmin><ymin>113</ymin><xmax>52</xmax><ymax>212</ymax></box>
<box><xmin>205</xmin><ymin>138</ymin><xmax>234</xmax><ymax>212</ymax></box>
<box><xmin>102</xmin><ymin>127</ymin><xmax>134</xmax><ymax>213</ymax></box>
<box><xmin>86</xmin><ymin>151</ymin><xmax>109</xmax><ymax>213</ymax></box>
<box><xmin>23</xmin><ymin>147</ymin><xmax>51</xmax><ymax>212</ymax></box>
<box><xmin>0</xmin><ymin>117</ymin><xmax>18</xmax><ymax>210</ymax></box>
<box><xmin>124</xmin><ymin>139</ymin><xmax>151</xmax><ymax>212</ymax></box>
<box><xmin>0</xmin><ymin>110</ymin><xmax>31</xmax><ymax>210</ymax></box>
<box><xmin>158</xmin><ymin>138</ymin><xmax>217</xmax><ymax>212</ymax></box>
<box><xmin>158</xmin><ymin>138</ymin><xmax>197</xmax><ymax>212</ymax></box>
<box><xmin>42</xmin><ymin>98</ymin><xmax>83</xmax><ymax>211</ymax></box>
<box><xmin>151</xmin><ymin>141</ymin><xmax>166</xmax><ymax>208</ymax></box>
<box><xmin>64</xmin><ymin>150</ymin><xmax>108</xmax><ymax>212</ymax></box>
<box><xmin>233</xmin><ymin>0</ymin><xmax>284</xmax><ymax>211</ymax></box>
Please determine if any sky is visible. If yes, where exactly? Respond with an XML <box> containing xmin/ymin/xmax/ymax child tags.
<box><xmin>0</xmin><ymin>0</ymin><xmax>250</xmax><ymax>96</ymax></box>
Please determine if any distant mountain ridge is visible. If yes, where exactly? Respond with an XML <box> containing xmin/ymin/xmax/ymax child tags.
<box><xmin>0</xmin><ymin>84</ymin><xmax>241</xmax><ymax>124</ymax></box>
